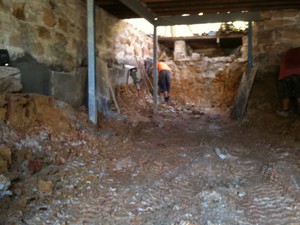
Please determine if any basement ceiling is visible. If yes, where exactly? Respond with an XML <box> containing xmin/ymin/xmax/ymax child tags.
<box><xmin>158</xmin><ymin>35</ymin><xmax>243</xmax><ymax>50</ymax></box>
<box><xmin>95</xmin><ymin>0</ymin><xmax>300</xmax><ymax>25</ymax></box>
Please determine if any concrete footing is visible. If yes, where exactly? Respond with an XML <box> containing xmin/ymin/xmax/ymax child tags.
<box><xmin>15</xmin><ymin>60</ymin><xmax>87</xmax><ymax>107</ymax></box>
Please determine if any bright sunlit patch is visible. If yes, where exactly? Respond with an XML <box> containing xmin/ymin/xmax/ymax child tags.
<box><xmin>233</xmin><ymin>21</ymin><xmax>248</xmax><ymax>30</ymax></box>
<box><xmin>125</xmin><ymin>18</ymin><xmax>247</xmax><ymax>37</ymax></box>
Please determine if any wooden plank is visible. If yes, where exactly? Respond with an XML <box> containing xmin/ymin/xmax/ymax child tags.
<box><xmin>231</xmin><ymin>66</ymin><xmax>257</xmax><ymax>120</ymax></box>
<box><xmin>155</xmin><ymin>12</ymin><xmax>261</xmax><ymax>26</ymax></box>
<box><xmin>109</xmin><ymin>84</ymin><xmax>121</xmax><ymax>114</ymax></box>
<box><xmin>134</xmin><ymin>57</ymin><xmax>153</xmax><ymax>92</ymax></box>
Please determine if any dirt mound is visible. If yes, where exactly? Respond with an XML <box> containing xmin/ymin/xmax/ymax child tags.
<box><xmin>0</xmin><ymin>93</ymin><xmax>138</xmax><ymax>223</ymax></box>
<box><xmin>1</xmin><ymin>87</ymin><xmax>300</xmax><ymax>224</ymax></box>
<box><xmin>0</xmin><ymin>93</ymin><xmax>91</xmax><ymax>134</ymax></box>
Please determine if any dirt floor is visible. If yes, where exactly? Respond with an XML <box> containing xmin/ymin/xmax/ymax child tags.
<box><xmin>1</xmin><ymin>85</ymin><xmax>300</xmax><ymax>225</ymax></box>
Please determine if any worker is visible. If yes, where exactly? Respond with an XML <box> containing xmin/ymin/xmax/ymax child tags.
<box><xmin>276</xmin><ymin>47</ymin><xmax>300</xmax><ymax>117</ymax></box>
<box><xmin>158</xmin><ymin>60</ymin><xmax>172</xmax><ymax>103</ymax></box>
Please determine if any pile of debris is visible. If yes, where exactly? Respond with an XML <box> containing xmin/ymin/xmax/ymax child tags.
<box><xmin>0</xmin><ymin>93</ymin><xmax>124</xmax><ymax>223</ymax></box>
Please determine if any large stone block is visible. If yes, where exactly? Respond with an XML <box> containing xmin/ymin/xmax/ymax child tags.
<box><xmin>14</xmin><ymin>52</ymin><xmax>87</xmax><ymax>107</ymax></box>
<box><xmin>37</xmin><ymin>26</ymin><xmax>51</xmax><ymax>39</ymax></box>
<box><xmin>15</xmin><ymin>60</ymin><xmax>51</xmax><ymax>95</ymax></box>
<box><xmin>50</xmin><ymin>68</ymin><xmax>87</xmax><ymax>107</ymax></box>
<box><xmin>42</xmin><ymin>6</ymin><xmax>56</xmax><ymax>27</ymax></box>
<box><xmin>174</xmin><ymin>40</ymin><xmax>187</xmax><ymax>60</ymax></box>
<box><xmin>278</xmin><ymin>28</ymin><xmax>300</xmax><ymax>42</ymax></box>
<box><xmin>263</xmin><ymin>19</ymin><xmax>281</xmax><ymax>30</ymax></box>
<box><xmin>0</xmin><ymin>66</ymin><xmax>22</xmax><ymax>93</ymax></box>
<box><xmin>282</xmin><ymin>9</ymin><xmax>299</xmax><ymax>18</ymax></box>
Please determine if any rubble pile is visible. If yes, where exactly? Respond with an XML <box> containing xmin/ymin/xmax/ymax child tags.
<box><xmin>0</xmin><ymin>93</ymin><xmax>136</xmax><ymax>223</ymax></box>
<box><xmin>0</xmin><ymin>86</ymin><xmax>300</xmax><ymax>224</ymax></box>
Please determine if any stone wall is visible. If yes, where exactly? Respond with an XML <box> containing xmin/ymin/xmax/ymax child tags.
<box><xmin>171</xmin><ymin>10</ymin><xmax>300</xmax><ymax>112</ymax></box>
<box><xmin>249</xmin><ymin>9</ymin><xmax>300</xmax><ymax>112</ymax></box>
<box><xmin>2</xmin><ymin>1</ymin><xmax>298</xmax><ymax>113</ymax></box>
<box><xmin>112</xmin><ymin>20</ymin><xmax>153</xmax><ymax>65</ymax></box>
<box><xmin>0</xmin><ymin>0</ymin><xmax>87</xmax><ymax>71</ymax></box>
<box><xmin>0</xmin><ymin>0</ymin><xmax>153</xmax><ymax>113</ymax></box>
<box><xmin>253</xmin><ymin>9</ymin><xmax>300</xmax><ymax>77</ymax></box>
<box><xmin>169</xmin><ymin>10</ymin><xmax>300</xmax><ymax>111</ymax></box>
<box><xmin>0</xmin><ymin>0</ymin><xmax>152</xmax><ymax>71</ymax></box>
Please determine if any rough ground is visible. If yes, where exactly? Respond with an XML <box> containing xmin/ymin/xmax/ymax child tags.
<box><xmin>1</xmin><ymin>87</ymin><xmax>300</xmax><ymax>225</ymax></box>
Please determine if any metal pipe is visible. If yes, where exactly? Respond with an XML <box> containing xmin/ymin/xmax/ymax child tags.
<box><xmin>153</xmin><ymin>25</ymin><xmax>158</xmax><ymax>114</ymax></box>
<box><xmin>87</xmin><ymin>0</ymin><xmax>97</xmax><ymax>124</ymax></box>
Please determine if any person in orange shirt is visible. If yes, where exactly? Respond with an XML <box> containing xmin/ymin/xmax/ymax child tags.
<box><xmin>157</xmin><ymin>60</ymin><xmax>172</xmax><ymax>103</ymax></box>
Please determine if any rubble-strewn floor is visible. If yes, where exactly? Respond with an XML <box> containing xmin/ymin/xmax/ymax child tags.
<box><xmin>1</xmin><ymin>91</ymin><xmax>300</xmax><ymax>225</ymax></box>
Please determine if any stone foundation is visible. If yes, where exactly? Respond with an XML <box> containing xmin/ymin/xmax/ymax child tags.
<box><xmin>253</xmin><ymin>9</ymin><xmax>300</xmax><ymax>77</ymax></box>
<box><xmin>0</xmin><ymin>0</ymin><xmax>153</xmax><ymax>112</ymax></box>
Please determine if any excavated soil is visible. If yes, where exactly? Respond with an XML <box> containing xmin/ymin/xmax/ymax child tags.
<box><xmin>1</xmin><ymin>86</ymin><xmax>300</xmax><ymax>225</ymax></box>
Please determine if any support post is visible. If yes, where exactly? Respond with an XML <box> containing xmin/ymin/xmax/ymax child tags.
<box><xmin>87</xmin><ymin>0</ymin><xmax>97</xmax><ymax>124</ymax></box>
<box><xmin>153</xmin><ymin>25</ymin><xmax>158</xmax><ymax>114</ymax></box>
<box><xmin>248</xmin><ymin>21</ymin><xmax>253</xmax><ymax>69</ymax></box>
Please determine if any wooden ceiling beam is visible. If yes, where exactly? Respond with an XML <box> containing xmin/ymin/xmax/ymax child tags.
<box><xmin>147</xmin><ymin>0</ymin><xmax>256</xmax><ymax>7</ymax></box>
<box><xmin>158</xmin><ymin>34</ymin><xmax>245</xmax><ymax>41</ymax></box>
<box><xmin>118</xmin><ymin>0</ymin><xmax>156</xmax><ymax>23</ymax></box>
<box><xmin>152</xmin><ymin>4</ymin><xmax>300</xmax><ymax>16</ymax></box>
<box><xmin>155</xmin><ymin>11</ymin><xmax>261</xmax><ymax>26</ymax></box>
<box><xmin>94</xmin><ymin>0</ymin><xmax>300</xmax><ymax>20</ymax></box>
<box><xmin>143</xmin><ymin>0</ymin><xmax>297</xmax><ymax>3</ymax></box>
<box><xmin>147</xmin><ymin>1</ymin><xmax>300</xmax><ymax>9</ymax></box>
<box><xmin>143</xmin><ymin>0</ymin><xmax>193</xmax><ymax>3</ymax></box>
<box><xmin>94</xmin><ymin>0</ymin><xmax>122</xmax><ymax>6</ymax></box>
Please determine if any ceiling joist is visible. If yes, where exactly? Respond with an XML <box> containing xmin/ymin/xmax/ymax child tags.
<box><xmin>156</xmin><ymin>11</ymin><xmax>262</xmax><ymax>26</ymax></box>
<box><xmin>118</xmin><ymin>0</ymin><xmax>156</xmax><ymax>24</ymax></box>
<box><xmin>94</xmin><ymin>0</ymin><xmax>300</xmax><ymax>25</ymax></box>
